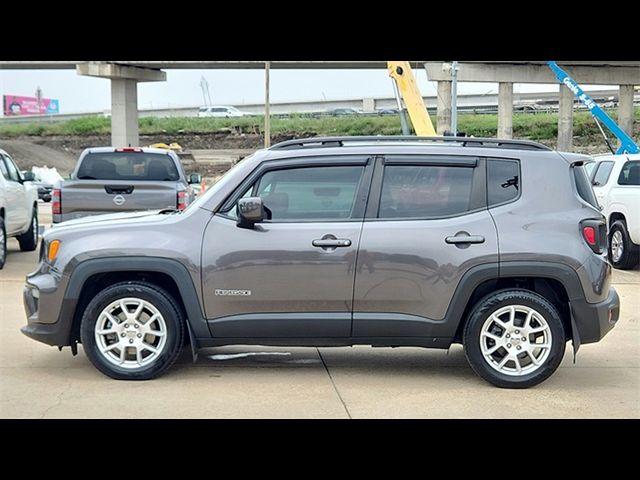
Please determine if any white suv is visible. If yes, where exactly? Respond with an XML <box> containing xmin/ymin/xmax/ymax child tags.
<box><xmin>589</xmin><ymin>153</ymin><xmax>640</xmax><ymax>269</ymax></box>
<box><xmin>0</xmin><ymin>149</ymin><xmax>40</xmax><ymax>269</ymax></box>
<box><xmin>197</xmin><ymin>106</ymin><xmax>251</xmax><ymax>118</ymax></box>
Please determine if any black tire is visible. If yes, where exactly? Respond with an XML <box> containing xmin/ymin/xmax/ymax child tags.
<box><xmin>80</xmin><ymin>281</ymin><xmax>185</xmax><ymax>380</ymax></box>
<box><xmin>0</xmin><ymin>216</ymin><xmax>6</xmax><ymax>270</ymax></box>
<box><xmin>463</xmin><ymin>289</ymin><xmax>566</xmax><ymax>389</ymax></box>
<box><xmin>609</xmin><ymin>220</ymin><xmax>639</xmax><ymax>270</ymax></box>
<box><xmin>17</xmin><ymin>207</ymin><xmax>38</xmax><ymax>252</ymax></box>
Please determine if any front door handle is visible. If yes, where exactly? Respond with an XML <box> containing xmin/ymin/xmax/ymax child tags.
<box><xmin>445</xmin><ymin>234</ymin><xmax>485</xmax><ymax>245</ymax></box>
<box><xmin>312</xmin><ymin>238</ymin><xmax>352</xmax><ymax>248</ymax></box>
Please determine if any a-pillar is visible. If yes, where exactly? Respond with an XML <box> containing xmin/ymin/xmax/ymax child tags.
<box><xmin>619</xmin><ymin>85</ymin><xmax>635</xmax><ymax>138</ymax></box>
<box><xmin>437</xmin><ymin>80</ymin><xmax>452</xmax><ymax>135</ymax></box>
<box><xmin>111</xmin><ymin>79</ymin><xmax>139</xmax><ymax>147</ymax></box>
<box><xmin>558</xmin><ymin>84</ymin><xmax>574</xmax><ymax>152</ymax></box>
<box><xmin>498</xmin><ymin>82</ymin><xmax>514</xmax><ymax>139</ymax></box>
<box><xmin>76</xmin><ymin>62</ymin><xmax>166</xmax><ymax>148</ymax></box>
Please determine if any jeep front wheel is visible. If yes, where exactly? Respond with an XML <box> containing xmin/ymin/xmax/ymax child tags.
<box><xmin>463</xmin><ymin>289</ymin><xmax>566</xmax><ymax>389</ymax></box>
<box><xmin>80</xmin><ymin>281</ymin><xmax>185</xmax><ymax>380</ymax></box>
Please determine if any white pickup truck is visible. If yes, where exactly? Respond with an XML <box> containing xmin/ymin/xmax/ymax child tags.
<box><xmin>0</xmin><ymin>148</ymin><xmax>40</xmax><ymax>270</ymax></box>
<box><xmin>588</xmin><ymin>153</ymin><xmax>640</xmax><ymax>269</ymax></box>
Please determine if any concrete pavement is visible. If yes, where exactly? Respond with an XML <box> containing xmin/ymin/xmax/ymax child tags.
<box><xmin>0</xmin><ymin>204</ymin><xmax>638</xmax><ymax>418</ymax></box>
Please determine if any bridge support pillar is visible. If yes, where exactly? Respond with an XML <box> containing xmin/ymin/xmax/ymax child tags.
<box><xmin>436</xmin><ymin>80</ymin><xmax>452</xmax><ymax>135</ymax></box>
<box><xmin>558</xmin><ymin>84</ymin><xmax>574</xmax><ymax>152</ymax></box>
<box><xmin>619</xmin><ymin>84</ymin><xmax>635</xmax><ymax>138</ymax></box>
<box><xmin>498</xmin><ymin>82</ymin><xmax>514</xmax><ymax>139</ymax></box>
<box><xmin>76</xmin><ymin>62</ymin><xmax>166</xmax><ymax>147</ymax></box>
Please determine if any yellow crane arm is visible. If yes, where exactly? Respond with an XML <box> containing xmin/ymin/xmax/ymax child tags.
<box><xmin>387</xmin><ymin>61</ymin><xmax>437</xmax><ymax>136</ymax></box>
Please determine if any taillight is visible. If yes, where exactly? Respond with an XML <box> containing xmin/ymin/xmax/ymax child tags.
<box><xmin>115</xmin><ymin>147</ymin><xmax>143</xmax><ymax>152</ymax></box>
<box><xmin>177</xmin><ymin>191</ymin><xmax>188</xmax><ymax>210</ymax></box>
<box><xmin>580</xmin><ymin>220</ymin><xmax>605</xmax><ymax>254</ymax></box>
<box><xmin>52</xmin><ymin>189</ymin><xmax>61</xmax><ymax>215</ymax></box>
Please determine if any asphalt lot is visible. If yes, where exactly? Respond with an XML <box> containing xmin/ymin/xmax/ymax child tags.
<box><xmin>1</xmin><ymin>203</ymin><xmax>638</xmax><ymax>418</ymax></box>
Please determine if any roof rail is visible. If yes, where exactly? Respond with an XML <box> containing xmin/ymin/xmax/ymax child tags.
<box><xmin>270</xmin><ymin>136</ymin><xmax>552</xmax><ymax>151</ymax></box>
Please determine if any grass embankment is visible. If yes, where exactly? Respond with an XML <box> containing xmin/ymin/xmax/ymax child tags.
<box><xmin>1</xmin><ymin>109</ymin><xmax>638</xmax><ymax>141</ymax></box>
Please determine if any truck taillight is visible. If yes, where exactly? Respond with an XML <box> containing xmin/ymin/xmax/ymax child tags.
<box><xmin>177</xmin><ymin>191</ymin><xmax>188</xmax><ymax>210</ymax></box>
<box><xmin>580</xmin><ymin>220</ymin><xmax>606</xmax><ymax>254</ymax></box>
<box><xmin>52</xmin><ymin>189</ymin><xmax>61</xmax><ymax>215</ymax></box>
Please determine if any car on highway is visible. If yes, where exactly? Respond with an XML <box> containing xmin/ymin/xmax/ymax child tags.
<box><xmin>0</xmin><ymin>148</ymin><xmax>39</xmax><ymax>269</ymax></box>
<box><xmin>377</xmin><ymin>107</ymin><xmax>400</xmax><ymax>116</ymax></box>
<box><xmin>52</xmin><ymin>147</ymin><xmax>201</xmax><ymax>223</ymax></box>
<box><xmin>589</xmin><ymin>153</ymin><xmax>640</xmax><ymax>269</ymax></box>
<box><xmin>21</xmin><ymin>169</ymin><xmax>54</xmax><ymax>202</ymax></box>
<box><xmin>198</xmin><ymin>106</ymin><xmax>252</xmax><ymax>118</ymax></box>
<box><xmin>22</xmin><ymin>136</ymin><xmax>619</xmax><ymax>388</ymax></box>
<box><xmin>325</xmin><ymin>107</ymin><xmax>361</xmax><ymax>116</ymax></box>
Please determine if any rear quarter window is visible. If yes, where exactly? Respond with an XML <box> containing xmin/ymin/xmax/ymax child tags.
<box><xmin>487</xmin><ymin>159</ymin><xmax>520</xmax><ymax>206</ymax></box>
<box><xmin>573</xmin><ymin>164</ymin><xmax>599</xmax><ymax>208</ymax></box>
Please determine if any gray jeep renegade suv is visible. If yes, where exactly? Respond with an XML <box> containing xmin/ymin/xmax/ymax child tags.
<box><xmin>22</xmin><ymin>136</ymin><xmax>620</xmax><ymax>388</ymax></box>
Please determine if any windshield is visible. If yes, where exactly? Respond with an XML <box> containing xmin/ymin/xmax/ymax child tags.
<box><xmin>184</xmin><ymin>154</ymin><xmax>256</xmax><ymax>212</ymax></box>
<box><xmin>77</xmin><ymin>152</ymin><xmax>180</xmax><ymax>181</ymax></box>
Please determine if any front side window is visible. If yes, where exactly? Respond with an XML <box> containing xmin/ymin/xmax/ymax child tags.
<box><xmin>592</xmin><ymin>161</ymin><xmax>614</xmax><ymax>186</ymax></box>
<box><xmin>256</xmin><ymin>166</ymin><xmax>363</xmax><ymax>221</ymax></box>
<box><xmin>229</xmin><ymin>166</ymin><xmax>364</xmax><ymax>221</ymax></box>
<box><xmin>379</xmin><ymin>165</ymin><xmax>474</xmax><ymax>218</ymax></box>
<box><xmin>618</xmin><ymin>161</ymin><xmax>640</xmax><ymax>186</ymax></box>
<box><xmin>76</xmin><ymin>153</ymin><xmax>180</xmax><ymax>181</ymax></box>
<box><xmin>487</xmin><ymin>159</ymin><xmax>520</xmax><ymax>206</ymax></box>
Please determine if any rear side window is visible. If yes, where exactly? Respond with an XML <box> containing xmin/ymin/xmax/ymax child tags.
<box><xmin>379</xmin><ymin>165</ymin><xmax>474</xmax><ymax>218</ymax></box>
<box><xmin>618</xmin><ymin>161</ymin><xmax>640</xmax><ymax>186</ymax></box>
<box><xmin>573</xmin><ymin>164</ymin><xmax>599</xmax><ymax>208</ymax></box>
<box><xmin>77</xmin><ymin>152</ymin><xmax>180</xmax><ymax>181</ymax></box>
<box><xmin>487</xmin><ymin>159</ymin><xmax>520</xmax><ymax>206</ymax></box>
<box><xmin>592</xmin><ymin>161</ymin><xmax>614</xmax><ymax>186</ymax></box>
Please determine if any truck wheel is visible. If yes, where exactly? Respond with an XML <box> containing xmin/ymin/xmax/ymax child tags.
<box><xmin>17</xmin><ymin>207</ymin><xmax>38</xmax><ymax>252</ymax></box>
<box><xmin>0</xmin><ymin>217</ymin><xmax>6</xmax><ymax>270</ymax></box>
<box><xmin>80</xmin><ymin>281</ymin><xmax>185</xmax><ymax>380</ymax></box>
<box><xmin>463</xmin><ymin>289</ymin><xmax>566</xmax><ymax>389</ymax></box>
<box><xmin>609</xmin><ymin>220</ymin><xmax>639</xmax><ymax>270</ymax></box>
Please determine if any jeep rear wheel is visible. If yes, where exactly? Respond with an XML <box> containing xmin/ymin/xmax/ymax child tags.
<box><xmin>463</xmin><ymin>289</ymin><xmax>566</xmax><ymax>389</ymax></box>
<box><xmin>80</xmin><ymin>281</ymin><xmax>185</xmax><ymax>380</ymax></box>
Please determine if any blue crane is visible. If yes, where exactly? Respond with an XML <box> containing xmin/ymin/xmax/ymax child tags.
<box><xmin>547</xmin><ymin>61</ymin><xmax>639</xmax><ymax>154</ymax></box>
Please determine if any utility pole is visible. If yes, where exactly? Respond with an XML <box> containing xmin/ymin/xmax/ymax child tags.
<box><xmin>200</xmin><ymin>77</ymin><xmax>212</xmax><ymax>106</ymax></box>
<box><xmin>450</xmin><ymin>61</ymin><xmax>459</xmax><ymax>135</ymax></box>
<box><xmin>264</xmin><ymin>61</ymin><xmax>271</xmax><ymax>148</ymax></box>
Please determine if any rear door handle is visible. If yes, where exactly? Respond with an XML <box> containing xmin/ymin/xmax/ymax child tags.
<box><xmin>312</xmin><ymin>238</ymin><xmax>352</xmax><ymax>248</ymax></box>
<box><xmin>445</xmin><ymin>234</ymin><xmax>485</xmax><ymax>245</ymax></box>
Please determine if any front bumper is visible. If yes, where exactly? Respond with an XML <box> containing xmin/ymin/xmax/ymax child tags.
<box><xmin>570</xmin><ymin>287</ymin><xmax>620</xmax><ymax>345</ymax></box>
<box><xmin>21</xmin><ymin>271</ymin><xmax>74</xmax><ymax>347</ymax></box>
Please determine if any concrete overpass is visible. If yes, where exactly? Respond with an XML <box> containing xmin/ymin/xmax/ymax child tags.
<box><xmin>1</xmin><ymin>61</ymin><xmax>638</xmax><ymax>150</ymax></box>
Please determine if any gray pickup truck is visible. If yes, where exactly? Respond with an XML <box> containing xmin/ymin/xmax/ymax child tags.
<box><xmin>53</xmin><ymin>147</ymin><xmax>201</xmax><ymax>223</ymax></box>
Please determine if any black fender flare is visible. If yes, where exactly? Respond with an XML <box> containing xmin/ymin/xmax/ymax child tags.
<box><xmin>61</xmin><ymin>257</ymin><xmax>209</xmax><ymax>355</ymax></box>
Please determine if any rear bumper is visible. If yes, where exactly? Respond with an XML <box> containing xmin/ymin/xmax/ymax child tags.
<box><xmin>570</xmin><ymin>287</ymin><xmax>620</xmax><ymax>345</ymax></box>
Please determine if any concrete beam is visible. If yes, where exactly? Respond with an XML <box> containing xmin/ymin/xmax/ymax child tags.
<box><xmin>425</xmin><ymin>62</ymin><xmax>640</xmax><ymax>85</ymax></box>
<box><xmin>498</xmin><ymin>83</ymin><xmax>514</xmax><ymax>139</ymax></box>
<box><xmin>436</xmin><ymin>81</ymin><xmax>452</xmax><ymax>135</ymax></box>
<box><xmin>111</xmin><ymin>79</ymin><xmax>139</xmax><ymax>147</ymax></box>
<box><xmin>558</xmin><ymin>85</ymin><xmax>574</xmax><ymax>152</ymax></box>
<box><xmin>77</xmin><ymin>62</ymin><xmax>166</xmax><ymax>82</ymax></box>
<box><xmin>619</xmin><ymin>85</ymin><xmax>635</xmax><ymax>137</ymax></box>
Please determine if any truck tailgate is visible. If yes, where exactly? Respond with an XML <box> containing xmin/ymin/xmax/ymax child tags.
<box><xmin>61</xmin><ymin>180</ymin><xmax>179</xmax><ymax>215</ymax></box>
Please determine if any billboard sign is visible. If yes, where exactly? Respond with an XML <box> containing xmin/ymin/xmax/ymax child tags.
<box><xmin>3</xmin><ymin>95</ymin><xmax>60</xmax><ymax>116</ymax></box>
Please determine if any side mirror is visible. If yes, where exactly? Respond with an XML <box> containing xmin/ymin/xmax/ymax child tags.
<box><xmin>22</xmin><ymin>171</ymin><xmax>36</xmax><ymax>182</ymax></box>
<box><xmin>189</xmin><ymin>173</ymin><xmax>202</xmax><ymax>184</ymax></box>
<box><xmin>237</xmin><ymin>197</ymin><xmax>266</xmax><ymax>229</ymax></box>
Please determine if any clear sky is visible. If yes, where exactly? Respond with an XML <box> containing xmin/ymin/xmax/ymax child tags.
<box><xmin>0</xmin><ymin>68</ymin><xmax>613</xmax><ymax>114</ymax></box>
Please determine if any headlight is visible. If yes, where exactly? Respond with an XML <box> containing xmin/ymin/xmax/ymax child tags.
<box><xmin>47</xmin><ymin>240</ymin><xmax>61</xmax><ymax>262</ymax></box>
